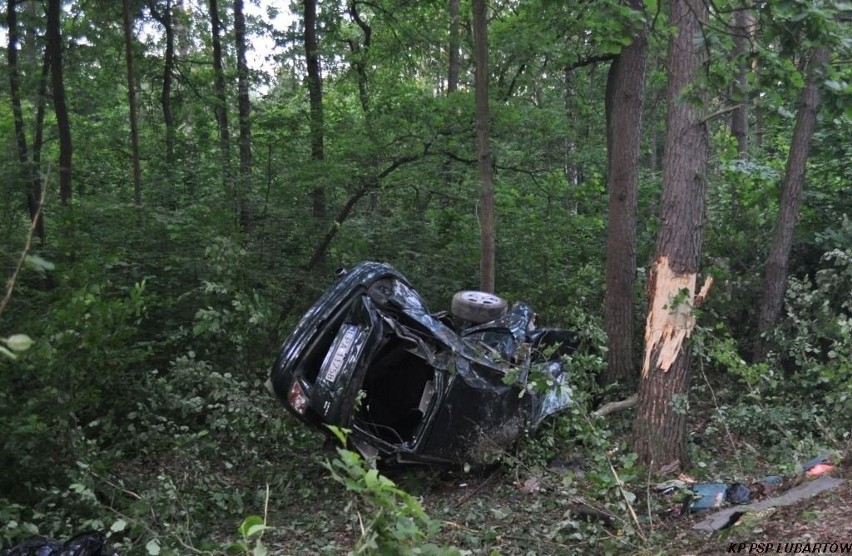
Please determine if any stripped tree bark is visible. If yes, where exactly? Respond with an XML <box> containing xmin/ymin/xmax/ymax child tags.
<box><xmin>631</xmin><ymin>0</ymin><xmax>709</xmax><ymax>470</ymax></box>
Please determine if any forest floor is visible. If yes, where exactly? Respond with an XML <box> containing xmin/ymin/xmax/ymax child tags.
<box><xmin>254</xmin><ymin>434</ymin><xmax>850</xmax><ymax>555</ymax></box>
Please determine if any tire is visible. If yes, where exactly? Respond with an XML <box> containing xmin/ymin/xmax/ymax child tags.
<box><xmin>451</xmin><ymin>291</ymin><xmax>508</xmax><ymax>323</ymax></box>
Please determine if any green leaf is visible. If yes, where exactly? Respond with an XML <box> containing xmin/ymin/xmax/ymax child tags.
<box><xmin>145</xmin><ymin>539</ymin><xmax>161</xmax><ymax>555</ymax></box>
<box><xmin>4</xmin><ymin>334</ymin><xmax>34</xmax><ymax>352</ymax></box>
<box><xmin>226</xmin><ymin>541</ymin><xmax>247</xmax><ymax>553</ymax></box>
<box><xmin>238</xmin><ymin>515</ymin><xmax>265</xmax><ymax>537</ymax></box>
<box><xmin>364</xmin><ymin>468</ymin><xmax>379</xmax><ymax>489</ymax></box>
<box><xmin>246</xmin><ymin>523</ymin><xmax>268</xmax><ymax>537</ymax></box>
<box><xmin>325</xmin><ymin>425</ymin><xmax>350</xmax><ymax>446</ymax></box>
<box><xmin>253</xmin><ymin>543</ymin><xmax>269</xmax><ymax>556</ymax></box>
<box><xmin>0</xmin><ymin>346</ymin><xmax>17</xmax><ymax>360</ymax></box>
<box><xmin>24</xmin><ymin>254</ymin><xmax>55</xmax><ymax>272</ymax></box>
<box><xmin>110</xmin><ymin>518</ymin><xmax>127</xmax><ymax>532</ymax></box>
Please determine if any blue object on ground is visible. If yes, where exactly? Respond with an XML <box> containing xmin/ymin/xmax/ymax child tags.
<box><xmin>688</xmin><ymin>483</ymin><xmax>728</xmax><ymax>512</ymax></box>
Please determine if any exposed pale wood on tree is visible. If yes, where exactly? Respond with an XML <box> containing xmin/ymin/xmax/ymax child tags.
<box><xmin>641</xmin><ymin>259</ymin><xmax>714</xmax><ymax>377</ymax></box>
<box><xmin>642</xmin><ymin>257</ymin><xmax>697</xmax><ymax>376</ymax></box>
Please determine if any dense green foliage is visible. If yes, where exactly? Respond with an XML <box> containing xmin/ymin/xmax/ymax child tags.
<box><xmin>1</xmin><ymin>0</ymin><xmax>850</xmax><ymax>553</ymax></box>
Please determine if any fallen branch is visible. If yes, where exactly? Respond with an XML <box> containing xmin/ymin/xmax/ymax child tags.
<box><xmin>593</xmin><ymin>394</ymin><xmax>638</xmax><ymax>417</ymax></box>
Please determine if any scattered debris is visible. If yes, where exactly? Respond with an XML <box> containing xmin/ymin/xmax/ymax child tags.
<box><xmin>803</xmin><ymin>454</ymin><xmax>836</xmax><ymax>477</ymax></box>
<box><xmin>725</xmin><ymin>482</ymin><xmax>752</xmax><ymax>505</ymax></box>
<box><xmin>689</xmin><ymin>483</ymin><xmax>728</xmax><ymax>511</ymax></box>
<box><xmin>517</xmin><ymin>476</ymin><xmax>542</xmax><ymax>494</ymax></box>
<box><xmin>654</xmin><ymin>453</ymin><xmax>843</xmax><ymax>530</ymax></box>
<box><xmin>691</xmin><ymin>476</ymin><xmax>845</xmax><ymax>532</ymax></box>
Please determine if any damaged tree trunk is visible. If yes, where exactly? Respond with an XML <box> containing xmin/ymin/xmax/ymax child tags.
<box><xmin>631</xmin><ymin>0</ymin><xmax>709</xmax><ymax>471</ymax></box>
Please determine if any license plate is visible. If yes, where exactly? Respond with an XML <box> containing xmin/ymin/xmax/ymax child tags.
<box><xmin>321</xmin><ymin>325</ymin><xmax>359</xmax><ymax>385</ymax></box>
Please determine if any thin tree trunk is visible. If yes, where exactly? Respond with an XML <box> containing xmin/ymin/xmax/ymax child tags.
<box><xmin>754</xmin><ymin>47</ymin><xmax>830</xmax><ymax>361</ymax></box>
<box><xmin>304</xmin><ymin>0</ymin><xmax>325</xmax><ymax>218</ymax></box>
<box><xmin>234</xmin><ymin>0</ymin><xmax>252</xmax><ymax>229</ymax></box>
<box><xmin>346</xmin><ymin>1</ymin><xmax>372</xmax><ymax>118</ymax></box>
<box><xmin>46</xmin><ymin>0</ymin><xmax>72</xmax><ymax>205</ymax></box>
<box><xmin>33</xmin><ymin>51</ymin><xmax>49</xmax><ymax>172</ymax></box>
<box><xmin>602</xmin><ymin>0</ymin><xmax>648</xmax><ymax>387</ymax></box>
<box><xmin>148</xmin><ymin>0</ymin><xmax>176</xmax><ymax>165</ymax></box>
<box><xmin>731</xmin><ymin>8</ymin><xmax>753</xmax><ymax>156</ymax></box>
<box><xmin>234</xmin><ymin>0</ymin><xmax>251</xmax><ymax>176</ymax></box>
<box><xmin>472</xmin><ymin>0</ymin><xmax>495</xmax><ymax>293</ymax></box>
<box><xmin>447</xmin><ymin>0</ymin><xmax>460</xmax><ymax>93</ymax></box>
<box><xmin>123</xmin><ymin>0</ymin><xmax>143</xmax><ymax>218</ymax></box>
<box><xmin>7</xmin><ymin>0</ymin><xmax>44</xmax><ymax>241</ymax></box>
<box><xmin>563</xmin><ymin>67</ymin><xmax>578</xmax><ymax>187</ymax></box>
<box><xmin>632</xmin><ymin>0</ymin><xmax>709</xmax><ymax>471</ymax></box>
<box><xmin>209</xmin><ymin>0</ymin><xmax>232</xmax><ymax>200</ymax></box>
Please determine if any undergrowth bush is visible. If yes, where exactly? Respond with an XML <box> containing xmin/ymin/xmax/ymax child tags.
<box><xmin>694</xmin><ymin>236</ymin><xmax>852</xmax><ymax>464</ymax></box>
<box><xmin>323</xmin><ymin>427</ymin><xmax>457</xmax><ymax>555</ymax></box>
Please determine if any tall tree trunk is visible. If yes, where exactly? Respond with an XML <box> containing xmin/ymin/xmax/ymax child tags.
<box><xmin>563</xmin><ymin>67</ymin><xmax>579</xmax><ymax>187</ymax></box>
<box><xmin>234</xmin><ymin>0</ymin><xmax>251</xmax><ymax>176</ymax></box>
<box><xmin>123</xmin><ymin>0</ymin><xmax>143</xmax><ymax>218</ymax></box>
<box><xmin>730</xmin><ymin>8</ymin><xmax>753</xmax><ymax>156</ymax></box>
<box><xmin>447</xmin><ymin>0</ymin><xmax>460</xmax><ymax>93</ymax></box>
<box><xmin>632</xmin><ymin>0</ymin><xmax>709</xmax><ymax>471</ymax></box>
<box><xmin>33</xmin><ymin>51</ymin><xmax>49</xmax><ymax>175</ymax></box>
<box><xmin>346</xmin><ymin>2</ymin><xmax>371</xmax><ymax>117</ymax></box>
<box><xmin>46</xmin><ymin>0</ymin><xmax>72</xmax><ymax>205</ymax></box>
<box><xmin>472</xmin><ymin>0</ymin><xmax>495</xmax><ymax>293</ymax></box>
<box><xmin>234</xmin><ymin>0</ymin><xmax>252</xmax><ymax>229</ymax></box>
<box><xmin>209</xmin><ymin>0</ymin><xmax>232</xmax><ymax>200</ymax></box>
<box><xmin>601</xmin><ymin>0</ymin><xmax>648</xmax><ymax>387</ymax></box>
<box><xmin>304</xmin><ymin>0</ymin><xmax>325</xmax><ymax>218</ymax></box>
<box><xmin>148</xmin><ymin>0</ymin><xmax>176</xmax><ymax>165</ymax></box>
<box><xmin>754</xmin><ymin>47</ymin><xmax>830</xmax><ymax>361</ymax></box>
<box><xmin>7</xmin><ymin>0</ymin><xmax>44</xmax><ymax>241</ymax></box>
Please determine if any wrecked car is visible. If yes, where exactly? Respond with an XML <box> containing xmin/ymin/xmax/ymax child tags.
<box><xmin>267</xmin><ymin>261</ymin><xmax>578</xmax><ymax>464</ymax></box>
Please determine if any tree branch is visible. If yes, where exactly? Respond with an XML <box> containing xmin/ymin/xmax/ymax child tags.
<box><xmin>1</xmin><ymin>173</ymin><xmax>47</xmax><ymax>319</ymax></box>
<box><xmin>592</xmin><ymin>394</ymin><xmax>638</xmax><ymax>417</ymax></box>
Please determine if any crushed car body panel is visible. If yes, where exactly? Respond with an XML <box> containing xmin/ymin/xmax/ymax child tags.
<box><xmin>269</xmin><ymin>262</ymin><xmax>578</xmax><ymax>464</ymax></box>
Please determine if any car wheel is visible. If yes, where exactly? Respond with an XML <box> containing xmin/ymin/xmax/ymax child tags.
<box><xmin>451</xmin><ymin>291</ymin><xmax>508</xmax><ymax>323</ymax></box>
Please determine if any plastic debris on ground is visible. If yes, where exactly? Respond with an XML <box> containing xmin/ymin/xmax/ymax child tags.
<box><xmin>654</xmin><ymin>455</ymin><xmax>843</xmax><ymax>530</ymax></box>
<box><xmin>802</xmin><ymin>455</ymin><xmax>836</xmax><ymax>477</ymax></box>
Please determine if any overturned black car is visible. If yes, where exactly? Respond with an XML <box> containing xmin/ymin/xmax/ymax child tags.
<box><xmin>267</xmin><ymin>262</ymin><xmax>578</xmax><ymax>465</ymax></box>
